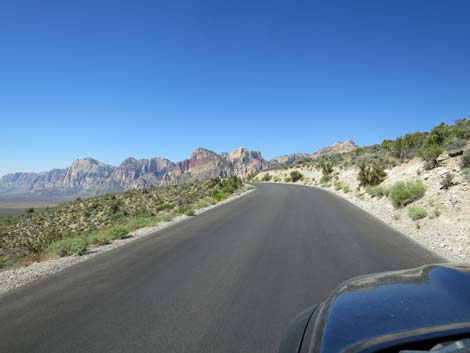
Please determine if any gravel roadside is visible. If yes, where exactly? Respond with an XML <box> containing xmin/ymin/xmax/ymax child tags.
<box><xmin>0</xmin><ymin>187</ymin><xmax>254</xmax><ymax>296</ymax></box>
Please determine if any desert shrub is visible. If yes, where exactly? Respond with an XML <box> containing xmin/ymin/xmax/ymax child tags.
<box><xmin>440</xmin><ymin>173</ymin><xmax>456</xmax><ymax>190</ymax></box>
<box><xmin>446</xmin><ymin>137</ymin><xmax>467</xmax><ymax>151</ymax></box>
<box><xmin>213</xmin><ymin>191</ymin><xmax>228</xmax><ymax>201</ymax></box>
<box><xmin>284</xmin><ymin>176</ymin><xmax>292</xmax><ymax>183</ymax></box>
<box><xmin>47</xmin><ymin>237</ymin><xmax>88</xmax><ymax>257</ymax></box>
<box><xmin>218</xmin><ymin>176</ymin><xmax>243</xmax><ymax>194</ymax></box>
<box><xmin>208</xmin><ymin>176</ymin><xmax>221</xmax><ymax>188</ymax></box>
<box><xmin>290</xmin><ymin>171</ymin><xmax>303</xmax><ymax>182</ymax></box>
<box><xmin>126</xmin><ymin>217</ymin><xmax>154</xmax><ymax>230</ymax></box>
<box><xmin>320</xmin><ymin>175</ymin><xmax>331</xmax><ymax>186</ymax></box>
<box><xmin>366</xmin><ymin>185</ymin><xmax>390</xmax><ymax>198</ymax></box>
<box><xmin>247</xmin><ymin>172</ymin><xmax>257</xmax><ymax>181</ymax></box>
<box><xmin>343</xmin><ymin>185</ymin><xmax>351</xmax><ymax>193</ymax></box>
<box><xmin>262</xmin><ymin>173</ymin><xmax>272</xmax><ymax>182</ymax></box>
<box><xmin>185</xmin><ymin>209</ymin><xmax>195</xmax><ymax>216</ymax></box>
<box><xmin>156</xmin><ymin>203</ymin><xmax>173</xmax><ymax>212</ymax></box>
<box><xmin>105</xmin><ymin>226</ymin><xmax>130</xmax><ymax>240</ymax></box>
<box><xmin>428</xmin><ymin>209</ymin><xmax>441</xmax><ymax>219</ymax></box>
<box><xmin>463</xmin><ymin>168</ymin><xmax>470</xmax><ymax>181</ymax></box>
<box><xmin>389</xmin><ymin>180</ymin><xmax>426</xmax><ymax>208</ymax></box>
<box><xmin>161</xmin><ymin>214</ymin><xmax>173</xmax><ymax>222</ymax></box>
<box><xmin>334</xmin><ymin>180</ymin><xmax>343</xmax><ymax>190</ymax></box>
<box><xmin>321</xmin><ymin>161</ymin><xmax>333</xmax><ymax>176</ymax></box>
<box><xmin>177</xmin><ymin>207</ymin><xmax>189</xmax><ymax>214</ymax></box>
<box><xmin>463</xmin><ymin>149</ymin><xmax>470</xmax><ymax>168</ymax></box>
<box><xmin>273</xmin><ymin>176</ymin><xmax>281</xmax><ymax>182</ymax></box>
<box><xmin>358</xmin><ymin>162</ymin><xmax>387</xmax><ymax>187</ymax></box>
<box><xmin>25</xmin><ymin>208</ymin><xmax>35</xmax><ymax>214</ymax></box>
<box><xmin>192</xmin><ymin>199</ymin><xmax>212</xmax><ymax>209</ymax></box>
<box><xmin>87</xmin><ymin>233</ymin><xmax>112</xmax><ymax>246</ymax></box>
<box><xmin>408</xmin><ymin>206</ymin><xmax>428</xmax><ymax>221</ymax></box>
<box><xmin>428</xmin><ymin>123</ymin><xmax>449</xmax><ymax>146</ymax></box>
<box><xmin>417</xmin><ymin>144</ymin><xmax>444</xmax><ymax>169</ymax></box>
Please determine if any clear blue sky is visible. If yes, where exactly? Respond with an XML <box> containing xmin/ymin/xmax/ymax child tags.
<box><xmin>1</xmin><ymin>0</ymin><xmax>469</xmax><ymax>176</ymax></box>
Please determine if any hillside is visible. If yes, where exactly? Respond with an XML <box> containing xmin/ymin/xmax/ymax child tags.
<box><xmin>255</xmin><ymin>118</ymin><xmax>470</xmax><ymax>262</ymax></box>
<box><xmin>0</xmin><ymin>176</ymin><xmax>246</xmax><ymax>268</ymax></box>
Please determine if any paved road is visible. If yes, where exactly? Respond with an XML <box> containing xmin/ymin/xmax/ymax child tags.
<box><xmin>0</xmin><ymin>183</ymin><xmax>443</xmax><ymax>353</ymax></box>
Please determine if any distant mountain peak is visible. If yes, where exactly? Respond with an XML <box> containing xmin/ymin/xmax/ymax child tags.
<box><xmin>0</xmin><ymin>148</ymin><xmax>268</xmax><ymax>198</ymax></box>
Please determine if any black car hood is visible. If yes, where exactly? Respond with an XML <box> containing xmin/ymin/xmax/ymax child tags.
<box><xmin>308</xmin><ymin>264</ymin><xmax>470</xmax><ymax>353</ymax></box>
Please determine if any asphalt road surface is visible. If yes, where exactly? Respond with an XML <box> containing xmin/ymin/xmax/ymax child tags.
<box><xmin>0</xmin><ymin>183</ymin><xmax>443</xmax><ymax>353</ymax></box>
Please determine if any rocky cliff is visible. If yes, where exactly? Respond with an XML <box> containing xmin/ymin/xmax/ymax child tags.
<box><xmin>0</xmin><ymin>148</ymin><xmax>268</xmax><ymax>198</ymax></box>
<box><xmin>269</xmin><ymin>153</ymin><xmax>309</xmax><ymax>166</ymax></box>
<box><xmin>0</xmin><ymin>141</ymin><xmax>358</xmax><ymax>198</ymax></box>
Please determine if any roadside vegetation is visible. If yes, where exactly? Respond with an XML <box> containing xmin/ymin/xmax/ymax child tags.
<box><xmin>279</xmin><ymin>118</ymin><xmax>470</xmax><ymax>176</ymax></box>
<box><xmin>253</xmin><ymin>118</ymin><xmax>470</xmax><ymax>261</ymax></box>
<box><xmin>0</xmin><ymin>177</ymin><xmax>244</xmax><ymax>268</ymax></box>
<box><xmin>389</xmin><ymin>180</ymin><xmax>426</xmax><ymax>208</ymax></box>
<box><xmin>258</xmin><ymin>119</ymin><xmax>469</xmax><ymax>210</ymax></box>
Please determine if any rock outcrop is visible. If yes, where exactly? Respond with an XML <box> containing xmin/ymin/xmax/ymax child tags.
<box><xmin>0</xmin><ymin>141</ymin><xmax>358</xmax><ymax>198</ymax></box>
<box><xmin>112</xmin><ymin>157</ymin><xmax>175</xmax><ymax>189</ymax></box>
<box><xmin>269</xmin><ymin>153</ymin><xmax>309</xmax><ymax>166</ymax></box>
<box><xmin>310</xmin><ymin>140</ymin><xmax>357</xmax><ymax>159</ymax></box>
<box><xmin>0</xmin><ymin>148</ymin><xmax>268</xmax><ymax>198</ymax></box>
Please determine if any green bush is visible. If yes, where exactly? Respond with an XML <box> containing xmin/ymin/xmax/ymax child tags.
<box><xmin>321</xmin><ymin>161</ymin><xmax>333</xmax><ymax>176</ymax></box>
<box><xmin>126</xmin><ymin>217</ymin><xmax>154</xmax><ymax>231</ymax></box>
<box><xmin>284</xmin><ymin>176</ymin><xmax>292</xmax><ymax>183</ymax></box>
<box><xmin>161</xmin><ymin>214</ymin><xmax>173</xmax><ymax>222</ymax></box>
<box><xmin>446</xmin><ymin>137</ymin><xmax>467</xmax><ymax>151</ymax></box>
<box><xmin>262</xmin><ymin>173</ymin><xmax>272</xmax><ymax>182</ymax></box>
<box><xmin>87</xmin><ymin>233</ymin><xmax>112</xmax><ymax>246</ymax></box>
<box><xmin>389</xmin><ymin>180</ymin><xmax>426</xmax><ymax>208</ymax></box>
<box><xmin>320</xmin><ymin>175</ymin><xmax>331</xmax><ymax>186</ymax></box>
<box><xmin>47</xmin><ymin>237</ymin><xmax>88</xmax><ymax>257</ymax></box>
<box><xmin>366</xmin><ymin>185</ymin><xmax>390</xmax><ymax>198</ymax></box>
<box><xmin>217</xmin><ymin>176</ymin><xmax>243</xmax><ymax>194</ymax></box>
<box><xmin>104</xmin><ymin>226</ymin><xmax>130</xmax><ymax>240</ymax></box>
<box><xmin>358</xmin><ymin>162</ymin><xmax>387</xmax><ymax>187</ymax></box>
<box><xmin>408</xmin><ymin>206</ymin><xmax>428</xmax><ymax>221</ymax></box>
<box><xmin>273</xmin><ymin>176</ymin><xmax>281</xmax><ymax>182</ymax></box>
<box><xmin>290</xmin><ymin>171</ymin><xmax>303</xmax><ymax>183</ymax></box>
<box><xmin>185</xmin><ymin>209</ymin><xmax>195</xmax><ymax>216</ymax></box>
<box><xmin>417</xmin><ymin>144</ymin><xmax>444</xmax><ymax>169</ymax></box>
<box><xmin>213</xmin><ymin>191</ymin><xmax>228</xmax><ymax>201</ymax></box>
<box><xmin>343</xmin><ymin>185</ymin><xmax>351</xmax><ymax>193</ymax></box>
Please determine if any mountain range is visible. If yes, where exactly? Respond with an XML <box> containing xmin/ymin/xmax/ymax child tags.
<box><xmin>0</xmin><ymin>141</ymin><xmax>357</xmax><ymax>199</ymax></box>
